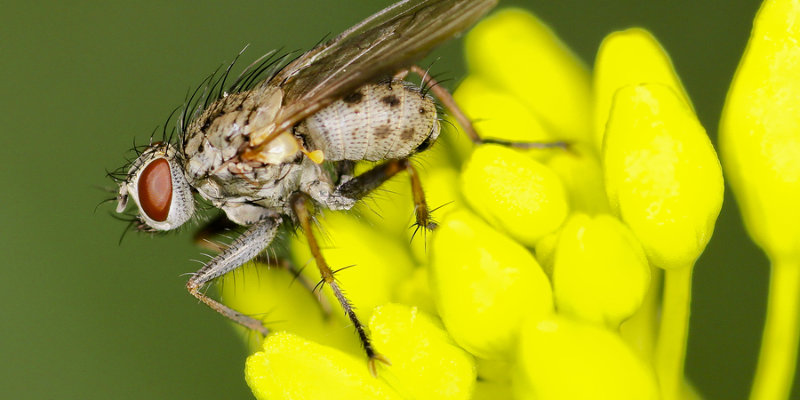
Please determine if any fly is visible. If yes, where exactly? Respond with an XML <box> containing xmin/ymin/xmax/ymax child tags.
<box><xmin>110</xmin><ymin>0</ymin><xmax>560</xmax><ymax>375</ymax></box>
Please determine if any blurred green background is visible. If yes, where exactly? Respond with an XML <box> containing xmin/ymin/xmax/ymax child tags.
<box><xmin>1</xmin><ymin>0</ymin><xmax>793</xmax><ymax>399</ymax></box>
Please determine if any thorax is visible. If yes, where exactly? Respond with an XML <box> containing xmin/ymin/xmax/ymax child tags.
<box><xmin>181</xmin><ymin>85</ymin><xmax>310</xmax><ymax>218</ymax></box>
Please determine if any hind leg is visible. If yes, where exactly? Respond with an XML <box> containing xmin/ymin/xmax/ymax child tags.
<box><xmin>335</xmin><ymin>158</ymin><xmax>435</xmax><ymax>230</ymax></box>
<box><xmin>400</xmin><ymin>65</ymin><xmax>568</xmax><ymax>150</ymax></box>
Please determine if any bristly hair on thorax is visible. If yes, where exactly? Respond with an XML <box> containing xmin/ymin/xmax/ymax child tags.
<box><xmin>176</xmin><ymin>46</ymin><xmax>301</xmax><ymax>150</ymax></box>
<box><xmin>174</xmin><ymin>32</ymin><xmax>335</xmax><ymax>149</ymax></box>
<box><xmin>106</xmin><ymin>46</ymin><xmax>303</xmax><ymax>184</ymax></box>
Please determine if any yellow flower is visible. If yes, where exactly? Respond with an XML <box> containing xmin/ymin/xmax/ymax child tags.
<box><xmin>459</xmin><ymin>10</ymin><xmax>722</xmax><ymax>400</ymax></box>
<box><xmin>721</xmin><ymin>1</ymin><xmax>800</xmax><ymax>399</ymax></box>
<box><xmin>218</xmin><ymin>6</ymin><xmax>758</xmax><ymax>400</ymax></box>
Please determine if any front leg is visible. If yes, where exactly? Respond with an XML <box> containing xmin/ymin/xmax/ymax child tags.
<box><xmin>186</xmin><ymin>216</ymin><xmax>282</xmax><ymax>335</ymax></box>
<box><xmin>192</xmin><ymin>213</ymin><xmax>332</xmax><ymax>314</ymax></box>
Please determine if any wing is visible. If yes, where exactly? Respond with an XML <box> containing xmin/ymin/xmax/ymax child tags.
<box><xmin>258</xmin><ymin>0</ymin><xmax>497</xmax><ymax>141</ymax></box>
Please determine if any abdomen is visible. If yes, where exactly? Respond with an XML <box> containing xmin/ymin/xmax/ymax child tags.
<box><xmin>297</xmin><ymin>80</ymin><xmax>440</xmax><ymax>161</ymax></box>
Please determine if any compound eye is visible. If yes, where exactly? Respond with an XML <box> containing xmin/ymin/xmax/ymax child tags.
<box><xmin>138</xmin><ymin>158</ymin><xmax>172</xmax><ymax>222</ymax></box>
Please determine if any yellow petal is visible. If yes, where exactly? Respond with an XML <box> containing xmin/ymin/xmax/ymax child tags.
<box><xmin>369</xmin><ymin>304</ymin><xmax>477</xmax><ymax>400</ymax></box>
<box><xmin>604</xmin><ymin>84</ymin><xmax>723</xmax><ymax>269</ymax></box>
<box><xmin>720</xmin><ymin>0</ymin><xmax>800</xmax><ymax>260</ymax></box>
<box><xmin>430</xmin><ymin>209</ymin><xmax>553</xmax><ymax>359</ymax></box>
<box><xmin>513</xmin><ymin>316</ymin><xmax>659</xmax><ymax>400</ymax></box>
<box><xmin>246</xmin><ymin>332</ymin><xmax>400</xmax><ymax>400</ymax></box>
<box><xmin>593</xmin><ymin>28</ymin><xmax>692</xmax><ymax>151</ymax></box>
<box><xmin>461</xmin><ymin>144</ymin><xmax>569</xmax><ymax>247</ymax></box>
<box><xmin>465</xmin><ymin>8</ymin><xmax>591</xmax><ymax>142</ymax></box>
<box><xmin>552</xmin><ymin>213</ymin><xmax>650</xmax><ymax>327</ymax></box>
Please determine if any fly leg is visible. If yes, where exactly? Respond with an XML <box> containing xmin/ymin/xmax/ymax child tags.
<box><xmin>186</xmin><ymin>216</ymin><xmax>282</xmax><ymax>335</ymax></box>
<box><xmin>404</xmin><ymin>65</ymin><xmax>568</xmax><ymax>150</ymax></box>
<box><xmin>192</xmin><ymin>213</ymin><xmax>329</xmax><ymax>313</ymax></box>
<box><xmin>335</xmin><ymin>158</ymin><xmax>435</xmax><ymax>230</ymax></box>
<box><xmin>290</xmin><ymin>193</ymin><xmax>390</xmax><ymax>376</ymax></box>
<box><xmin>193</xmin><ymin>214</ymin><xmax>335</xmax><ymax>317</ymax></box>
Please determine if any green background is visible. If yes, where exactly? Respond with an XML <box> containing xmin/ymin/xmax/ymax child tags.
<box><xmin>1</xmin><ymin>0</ymin><xmax>793</xmax><ymax>399</ymax></box>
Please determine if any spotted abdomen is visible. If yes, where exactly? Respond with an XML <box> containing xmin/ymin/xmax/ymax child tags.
<box><xmin>298</xmin><ymin>80</ymin><xmax>440</xmax><ymax>161</ymax></box>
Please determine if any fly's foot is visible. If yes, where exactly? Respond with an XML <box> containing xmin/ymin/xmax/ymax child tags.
<box><xmin>367</xmin><ymin>353</ymin><xmax>392</xmax><ymax>377</ymax></box>
<box><xmin>411</xmin><ymin>201</ymin><xmax>452</xmax><ymax>242</ymax></box>
<box><xmin>411</xmin><ymin>215</ymin><xmax>438</xmax><ymax>244</ymax></box>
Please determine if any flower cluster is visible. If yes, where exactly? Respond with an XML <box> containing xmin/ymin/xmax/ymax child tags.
<box><xmin>215</xmin><ymin>1</ymin><xmax>800</xmax><ymax>399</ymax></box>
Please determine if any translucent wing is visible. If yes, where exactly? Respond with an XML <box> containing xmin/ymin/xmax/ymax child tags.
<box><xmin>255</xmin><ymin>0</ymin><xmax>497</xmax><ymax>144</ymax></box>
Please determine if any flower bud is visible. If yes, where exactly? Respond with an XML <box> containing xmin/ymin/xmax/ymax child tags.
<box><xmin>452</xmin><ymin>76</ymin><xmax>553</xmax><ymax>145</ymax></box>
<box><xmin>369</xmin><ymin>304</ymin><xmax>477</xmax><ymax>400</ymax></box>
<box><xmin>552</xmin><ymin>213</ymin><xmax>650</xmax><ymax>327</ymax></box>
<box><xmin>461</xmin><ymin>145</ymin><xmax>569</xmax><ymax>247</ymax></box>
<box><xmin>513</xmin><ymin>316</ymin><xmax>659</xmax><ymax>400</ymax></box>
<box><xmin>720</xmin><ymin>0</ymin><xmax>800</xmax><ymax>260</ymax></box>
<box><xmin>245</xmin><ymin>332</ymin><xmax>399</xmax><ymax>400</ymax></box>
<box><xmin>603</xmin><ymin>84</ymin><xmax>723</xmax><ymax>269</ymax></box>
<box><xmin>430</xmin><ymin>209</ymin><xmax>553</xmax><ymax>359</ymax></box>
<box><xmin>465</xmin><ymin>8</ymin><xmax>591</xmax><ymax>142</ymax></box>
<box><xmin>593</xmin><ymin>28</ymin><xmax>692</xmax><ymax>151</ymax></box>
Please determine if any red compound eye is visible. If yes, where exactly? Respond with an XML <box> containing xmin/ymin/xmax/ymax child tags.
<box><xmin>138</xmin><ymin>158</ymin><xmax>172</xmax><ymax>222</ymax></box>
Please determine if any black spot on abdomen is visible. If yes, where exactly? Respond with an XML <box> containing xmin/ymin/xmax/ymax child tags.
<box><xmin>381</xmin><ymin>94</ymin><xmax>400</xmax><ymax>107</ymax></box>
